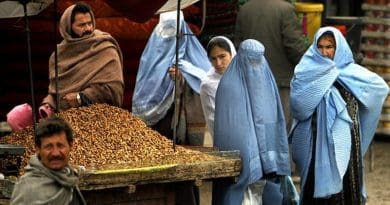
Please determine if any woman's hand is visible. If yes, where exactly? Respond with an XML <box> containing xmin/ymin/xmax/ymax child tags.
<box><xmin>168</xmin><ymin>65</ymin><xmax>182</xmax><ymax>81</ymax></box>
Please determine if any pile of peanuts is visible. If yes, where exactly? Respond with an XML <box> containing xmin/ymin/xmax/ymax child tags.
<box><xmin>1</xmin><ymin>104</ymin><xmax>221</xmax><ymax>174</ymax></box>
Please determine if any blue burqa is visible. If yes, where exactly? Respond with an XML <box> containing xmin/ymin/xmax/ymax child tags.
<box><xmin>214</xmin><ymin>39</ymin><xmax>291</xmax><ymax>205</ymax></box>
<box><xmin>132</xmin><ymin>11</ymin><xmax>211</xmax><ymax>125</ymax></box>
<box><xmin>290</xmin><ymin>26</ymin><xmax>389</xmax><ymax>201</ymax></box>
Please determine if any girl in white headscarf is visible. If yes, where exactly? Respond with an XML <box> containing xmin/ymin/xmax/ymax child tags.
<box><xmin>200</xmin><ymin>36</ymin><xmax>237</xmax><ymax>141</ymax></box>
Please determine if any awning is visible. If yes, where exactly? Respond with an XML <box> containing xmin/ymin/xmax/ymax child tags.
<box><xmin>157</xmin><ymin>0</ymin><xmax>200</xmax><ymax>14</ymax></box>
<box><xmin>0</xmin><ymin>0</ymin><xmax>201</xmax><ymax>21</ymax></box>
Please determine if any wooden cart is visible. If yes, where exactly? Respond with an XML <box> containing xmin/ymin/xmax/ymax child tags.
<box><xmin>1</xmin><ymin>150</ymin><xmax>241</xmax><ymax>205</ymax></box>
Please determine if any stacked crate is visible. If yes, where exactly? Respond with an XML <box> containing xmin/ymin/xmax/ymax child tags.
<box><xmin>360</xmin><ymin>1</ymin><xmax>390</xmax><ymax>135</ymax></box>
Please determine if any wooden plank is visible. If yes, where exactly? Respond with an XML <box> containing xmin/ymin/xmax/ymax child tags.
<box><xmin>198</xmin><ymin>181</ymin><xmax>212</xmax><ymax>205</ymax></box>
<box><xmin>79</xmin><ymin>156</ymin><xmax>240</xmax><ymax>190</ymax></box>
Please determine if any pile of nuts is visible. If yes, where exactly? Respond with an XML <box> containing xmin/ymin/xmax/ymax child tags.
<box><xmin>1</xmin><ymin>104</ymin><xmax>221</xmax><ymax>174</ymax></box>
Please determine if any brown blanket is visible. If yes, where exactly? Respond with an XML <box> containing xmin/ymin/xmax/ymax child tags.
<box><xmin>42</xmin><ymin>4</ymin><xmax>124</xmax><ymax>111</ymax></box>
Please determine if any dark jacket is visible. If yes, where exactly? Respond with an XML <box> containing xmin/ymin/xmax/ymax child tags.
<box><xmin>235</xmin><ymin>0</ymin><xmax>307</xmax><ymax>87</ymax></box>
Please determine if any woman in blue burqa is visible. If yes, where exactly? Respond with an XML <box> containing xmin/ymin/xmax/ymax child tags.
<box><xmin>290</xmin><ymin>26</ymin><xmax>389</xmax><ymax>204</ymax></box>
<box><xmin>132</xmin><ymin>10</ymin><xmax>211</xmax><ymax>144</ymax></box>
<box><xmin>213</xmin><ymin>39</ymin><xmax>292</xmax><ymax>205</ymax></box>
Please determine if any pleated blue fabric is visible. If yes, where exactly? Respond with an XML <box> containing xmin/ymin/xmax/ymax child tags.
<box><xmin>290</xmin><ymin>26</ymin><xmax>389</xmax><ymax>199</ymax></box>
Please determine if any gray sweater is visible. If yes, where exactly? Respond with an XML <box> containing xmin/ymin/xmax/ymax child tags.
<box><xmin>10</xmin><ymin>155</ymin><xmax>86</xmax><ymax>205</ymax></box>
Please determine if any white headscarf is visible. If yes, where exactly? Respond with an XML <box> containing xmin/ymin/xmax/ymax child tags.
<box><xmin>200</xmin><ymin>36</ymin><xmax>237</xmax><ymax>138</ymax></box>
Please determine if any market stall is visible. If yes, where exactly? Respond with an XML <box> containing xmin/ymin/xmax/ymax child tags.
<box><xmin>0</xmin><ymin>104</ymin><xmax>241</xmax><ymax>204</ymax></box>
<box><xmin>1</xmin><ymin>151</ymin><xmax>240</xmax><ymax>204</ymax></box>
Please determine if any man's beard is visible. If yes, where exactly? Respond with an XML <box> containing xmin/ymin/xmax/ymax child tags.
<box><xmin>71</xmin><ymin>30</ymin><xmax>93</xmax><ymax>38</ymax></box>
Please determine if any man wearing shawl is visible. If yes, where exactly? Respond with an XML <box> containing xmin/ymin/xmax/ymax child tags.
<box><xmin>290</xmin><ymin>26</ymin><xmax>389</xmax><ymax>204</ymax></box>
<box><xmin>132</xmin><ymin>11</ymin><xmax>211</xmax><ymax>145</ymax></box>
<box><xmin>39</xmin><ymin>2</ymin><xmax>124</xmax><ymax>117</ymax></box>
<box><xmin>10</xmin><ymin>116</ymin><xmax>86</xmax><ymax>205</ymax></box>
<box><xmin>213</xmin><ymin>39</ymin><xmax>292</xmax><ymax>205</ymax></box>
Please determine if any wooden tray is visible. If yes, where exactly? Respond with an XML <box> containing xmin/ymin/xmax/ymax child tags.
<box><xmin>78</xmin><ymin>150</ymin><xmax>241</xmax><ymax>190</ymax></box>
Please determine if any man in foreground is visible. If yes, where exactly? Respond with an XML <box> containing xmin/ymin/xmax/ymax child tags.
<box><xmin>10</xmin><ymin>116</ymin><xmax>86</xmax><ymax>205</ymax></box>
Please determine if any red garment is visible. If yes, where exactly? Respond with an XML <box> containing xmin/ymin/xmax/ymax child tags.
<box><xmin>7</xmin><ymin>103</ymin><xmax>33</xmax><ymax>131</ymax></box>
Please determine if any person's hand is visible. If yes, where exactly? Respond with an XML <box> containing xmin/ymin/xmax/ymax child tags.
<box><xmin>168</xmin><ymin>65</ymin><xmax>182</xmax><ymax>81</ymax></box>
<box><xmin>39</xmin><ymin>103</ymin><xmax>54</xmax><ymax>118</ymax></box>
<box><xmin>62</xmin><ymin>92</ymin><xmax>79</xmax><ymax>108</ymax></box>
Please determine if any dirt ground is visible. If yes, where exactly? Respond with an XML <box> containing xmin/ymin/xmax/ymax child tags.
<box><xmin>365</xmin><ymin>138</ymin><xmax>390</xmax><ymax>205</ymax></box>
<box><xmin>292</xmin><ymin>138</ymin><xmax>390</xmax><ymax>205</ymax></box>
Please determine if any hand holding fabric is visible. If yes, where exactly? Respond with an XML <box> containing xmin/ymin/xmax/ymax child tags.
<box><xmin>62</xmin><ymin>92</ymin><xmax>79</xmax><ymax>108</ymax></box>
<box><xmin>39</xmin><ymin>103</ymin><xmax>54</xmax><ymax>118</ymax></box>
<box><xmin>168</xmin><ymin>65</ymin><xmax>182</xmax><ymax>82</ymax></box>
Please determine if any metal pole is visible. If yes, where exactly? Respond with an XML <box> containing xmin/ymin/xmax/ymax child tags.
<box><xmin>54</xmin><ymin>0</ymin><xmax>59</xmax><ymax>113</ymax></box>
<box><xmin>172</xmin><ymin>0</ymin><xmax>181</xmax><ymax>151</ymax></box>
<box><xmin>22</xmin><ymin>0</ymin><xmax>37</xmax><ymax>133</ymax></box>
